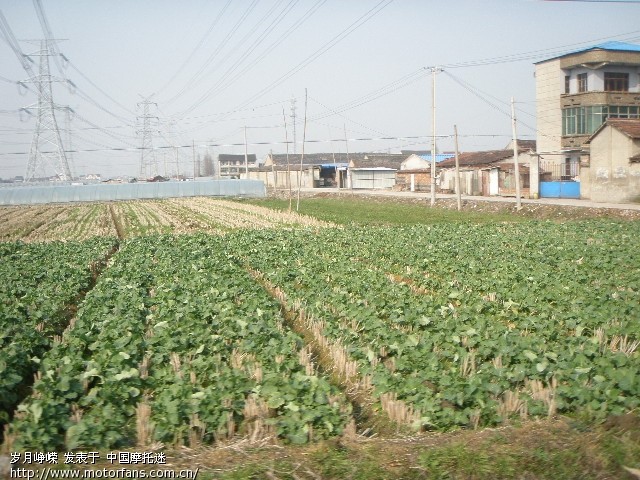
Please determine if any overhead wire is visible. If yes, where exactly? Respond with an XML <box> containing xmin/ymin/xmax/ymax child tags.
<box><xmin>64</xmin><ymin>59</ymin><xmax>137</xmax><ymax>117</ymax></box>
<box><xmin>308</xmin><ymin>96</ymin><xmax>391</xmax><ymax>138</ymax></box>
<box><xmin>155</xmin><ymin>0</ymin><xmax>233</xmax><ymax>97</ymax></box>
<box><xmin>443</xmin><ymin>70</ymin><xmax>559</xmax><ymax>144</ymax></box>
<box><xmin>230</xmin><ymin>0</ymin><xmax>394</xmax><ymax>114</ymax></box>
<box><xmin>163</xmin><ymin>0</ymin><xmax>260</xmax><ymax>106</ymax></box>
<box><xmin>173</xmin><ymin>0</ymin><xmax>302</xmax><ymax>118</ymax></box>
<box><xmin>307</xmin><ymin>68</ymin><xmax>428</xmax><ymax>122</ymax></box>
<box><xmin>442</xmin><ymin>29</ymin><xmax>640</xmax><ymax>68</ymax></box>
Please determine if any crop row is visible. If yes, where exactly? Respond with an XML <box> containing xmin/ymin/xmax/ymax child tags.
<box><xmin>230</xmin><ymin>222</ymin><xmax>640</xmax><ymax>429</ymax></box>
<box><xmin>8</xmin><ymin>234</ymin><xmax>350</xmax><ymax>450</ymax></box>
<box><xmin>0</xmin><ymin>238</ymin><xmax>117</xmax><ymax>427</ymax></box>
<box><xmin>4</xmin><ymin>220</ymin><xmax>639</xmax><ymax>450</ymax></box>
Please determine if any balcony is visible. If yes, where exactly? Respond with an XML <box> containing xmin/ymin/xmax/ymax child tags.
<box><xmin>561</xmin><ymin>91</ymin><xmax>640</xmax><ymax>108</ymax></box>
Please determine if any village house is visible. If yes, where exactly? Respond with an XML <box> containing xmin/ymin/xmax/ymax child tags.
<box><xmin>583</xmin><ymin>118</ymin><xmax>640</xmax><ymax>203</ymax></box>
<box><xmin>534</xmin><ymin>41</ymin><xmax>640</xmax><ymax>200</ymax></box>
<box><xmin>437</xmin><ymin>149</ymin><xmax>532</xmax><ymax>197</ymax></box>
<box><xmin>395</xmin><ymin>153</ymin><xmax>455</xmax><ymax>192</ymax></box>
<box><xmin>218</xmin><ymin>153</ymin><xmax>257</xmax><ymax>179</ymax></box>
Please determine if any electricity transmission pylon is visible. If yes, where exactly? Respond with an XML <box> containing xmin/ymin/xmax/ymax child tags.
<box><xmin>24</xmin><ymin>39</ymin><xmax>72</xmax><ymax>181</ymax></box>
<box><xmin>137</xmin><ymin>96</ymin><xmax>159</xmax><ymax>178</ymax></box>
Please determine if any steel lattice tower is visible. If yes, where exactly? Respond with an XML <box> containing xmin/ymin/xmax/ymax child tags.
<box><xmin>137</xmin><ymin>97</ymin><xmax>159</xmax><ymax>178</ymax></box>
<box><xmin>24</xmin><ymin>40</ymin><xmax>72</xmax><ymax>181</ymax></box>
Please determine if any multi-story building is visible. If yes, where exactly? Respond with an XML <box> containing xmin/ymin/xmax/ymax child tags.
<box><xmin>218</xmin><ymin>153</ymin><xmax>257</xmax><ymax>178</ymax></box>
<box><xmin>535</xmin><ymin>41</ymin><xmax>640</xmax><ymax>172</ymax></box>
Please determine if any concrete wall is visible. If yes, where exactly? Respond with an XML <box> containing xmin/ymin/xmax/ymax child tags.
<box><xmin>529</xmin><ymin>154</ymin><xmax>540</xmax><ymax>198</ymax></box>
<box><xmin>439</xmin><ymin>169</ymin><xmax>481</xmax><ymax>196</ymax></box>
<box><xmin>536</xmin><ymin>58</ymin><xmax>563</xmax><ymax>156</ymax></box>
<box><xmin>589</xmin><ymin>125</ymin><xmax>640</xmax><ymax>202</ymax></box>
<box><xmin>396</xmin><ymin>171</ymin><xmax>431</xmax><ymax>191</ymax></box>
<box><xmin>243</xmin><ymin>169</ymin><xmax>314</xmax><ymax>189</ymax></box>
<box><xmin>560</xmin><ymin>49</ymin><xmax>640</xmax><ymax>70</ymax></box>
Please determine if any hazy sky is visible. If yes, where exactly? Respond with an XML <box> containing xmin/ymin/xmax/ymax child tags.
<box><xmin>1</xmin><ymin>0</ymin><xmax>639</xmax><ymax>179</ymax></box>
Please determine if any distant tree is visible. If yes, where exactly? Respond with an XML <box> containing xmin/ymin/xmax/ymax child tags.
<box><xmin>202</xmin><ymin>152</ymin><xmax>214</xmax><ymax>176</ymax></box>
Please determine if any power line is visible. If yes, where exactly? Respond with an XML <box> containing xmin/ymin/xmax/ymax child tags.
<box><xmin>163</xmin><ymin>0</ymin><xmax>260</xmax><ymax>106</ymax></box>
<box><xmin>442</xmin><ymin>29</ymin><xmax>640</xmax><ymax>69</ymax></box>
<box><xmin>231</xmin><ymin>0</ymin><xmax>394</xmax><ymax>113</ymax></box>
<box><xmin>155</xmin><ymin>0</ymin><xmax>233</xmax><ymax>97</ymax></box>
<box><xmin>172</xmin><ymin>0</ymin><xmax>316</xmax><ymax>118</ymax></box>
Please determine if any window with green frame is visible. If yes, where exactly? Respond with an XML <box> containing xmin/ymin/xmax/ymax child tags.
<box><xmin>562</xmin><ymin>105</ymin><xmax>640</xmax><ymax>135</ymax></box>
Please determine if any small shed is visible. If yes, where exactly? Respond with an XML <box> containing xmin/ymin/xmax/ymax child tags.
<box><xmin>349</xmin><ymin>167</ymin><xmax>396</xmax><ymax>189</ymax></box>
<box><xmin>438</xmin><ymin>149</ymin><xmax>531</xmax><ymax>197</ymax></box>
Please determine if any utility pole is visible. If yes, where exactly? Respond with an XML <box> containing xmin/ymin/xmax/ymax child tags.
<box><xmin>244</xmin><ymin>126</ymin><xmax>249</xmax><ymax>176</ymax></box>
<box><xmin>192</xmin><ymin>140</ymin><xmax>196</xmax><ymax>181</ymax></box>
<box><xmin>296</xmin><ymin>88</ymin><xmax>308</xmax><ymax>211</ymax></box>
<box><xmin>290</xmin><ymin>96</ymin><xmax>297</xmax><ymax>154</ymax></box>
<box><xmin>23</xmin><ymin>40</ymin><xmax>72</xmax><ymax>181</ymax></box>
<box><xmin>344</xmin><ymin>124</ymin><xmax>351</xmax><ymax>190</ymax></box>
<box><xmin>329</xmin><ymin>126</ymin><xmax>337</xmax><ymax>188</ymax></box>
<box><xmin>511</xmin><ymin>97</ymin><xmax>522</xmax><ymax>210</ymax></box>
<box><xmin>282</xmin><ymin>107</ymin><xmax>292</xmax><ymax>212</ymax></box>
<box><xmin>454</xmin><ymin>125</ymin><xmax>462</xmax><ymax>212</ymax></box>
<box><xmin>175</xmin><ymin>146</ymin><xmax>179</xmax><ymax>180</ymax></box>
<box><xmin>137</xmin><ymin>96</ymin><xmax>159</xmax><ymax>178</ymax></box>
<box><xmin>430</xmin><ymin>66</ymin><xmax>442</xmax><ymax>207</ymax></box>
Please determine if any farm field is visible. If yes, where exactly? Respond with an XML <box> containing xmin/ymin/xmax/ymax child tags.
<box><xmin>1</xmin><ymin>197</ymin><xmax>639</xmax><ymax>478</ymax></box>
<box><xmin>0</xmin><ymin>197</ymin><xmax>329</xmax><ymax>241</ymax></box>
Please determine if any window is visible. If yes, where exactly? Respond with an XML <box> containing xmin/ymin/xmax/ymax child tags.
<box><xmin>604</xmin><ymin>72</ymin><xmax>629</xmax><ymax>92</ymax></box>
<box><xmin>577</xmin><ymin>73</ymin><xmax>588</xmax><ymax>92</ymax></box>
<box><xmin>562</xmin><ymin>105</ymin><xmax>640</xmax><ymax>136</ymax></box>
<box><xmin>565</xmin><ymin>76</ymin><xmax>570</xmax><ymax>94</ymax></box>
<box><xmin>563</xmin><ymin>107</ymin><xmax>578</xmax><ymax>135</ymax></box>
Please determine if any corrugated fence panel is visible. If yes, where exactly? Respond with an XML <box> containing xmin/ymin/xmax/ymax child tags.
<box><xmin>0</xmin><ymin>180</ymin><xmax>266</xmax><ymax>205</ymax></box>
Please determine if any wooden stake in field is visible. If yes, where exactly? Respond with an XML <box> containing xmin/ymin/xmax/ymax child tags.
<box><xmin>296</xmin><ymin>88</ymin><xmax>308</xmax><ymax>212</ymax></box>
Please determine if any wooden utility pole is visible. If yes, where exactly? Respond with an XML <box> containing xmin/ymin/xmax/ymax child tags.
<box><xmin>296</xmin><ymin>88</ymin><xmax>308</xmax><ymax>212</ymax></box>
<box><xmin>271</xmin><ymin>151</ymin><xmax>275</xmax><ymax>192</ymax></box>
<box><xmin>244</xmin><ymin>126</ymin><xmax>249</xmax><ymax>176</ymax></box>
<box><xmin>511</xmin><ymin>97</ymin><xmax>522</xmax><ymax>210</ymax></box>
<box><xmin>344</xmin><ymin>124</ymin><xmax>351</xmax><ymax>190</ymax></box>
<box><xmin>282</xmin><ymin>107</ymin><xmax>292</xmax><ymax>212</ymax></box>
<box><xmin>192</xmin><ymin>140</ymin><xmax>196</xmax><ymax>181</ymax></box>
<box><xmin>454</xmin><ymin>125</ymin><xmax>462</xmax><ymax>211</ymax></box>
<box><xmin>175</xmin><ymin>147</ymin><xmax>179</xmax><ymax>180</ymax></box>
<box><xmin>430</xmin><ymin>67</ymin><xmax>441</xmax><ymax>207</ymax></box>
